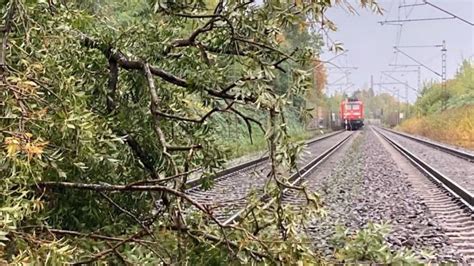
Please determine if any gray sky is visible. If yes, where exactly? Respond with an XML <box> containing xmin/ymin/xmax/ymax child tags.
<box><xmin>321</xmin><ymin>0</ymin><xmax>474</xmax><ymax>102</ymax></box>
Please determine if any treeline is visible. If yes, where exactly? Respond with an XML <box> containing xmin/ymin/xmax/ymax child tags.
<box><xmin>398</xmin><ymin>60</ymin><xmax>474</xmax><ymax>149</ymax></box>
<box><xmin>416</xmin><ymin>60</ymin><xmax>473</xmax><ymax>114</ymax></box>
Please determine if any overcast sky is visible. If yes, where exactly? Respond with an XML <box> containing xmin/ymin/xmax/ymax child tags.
<box><xmin>321</xmin><ymin>0</ymin><xmax>474</xmax><ymax>102</ymax></box>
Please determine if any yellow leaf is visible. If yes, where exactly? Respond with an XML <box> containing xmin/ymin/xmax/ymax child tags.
<box><xmin>24</xmin><ymin>142</ymin><xmax>48</xmax><ymax>158</ymax></box>
<box><xmin>21</xmin><ymin>81</ymin><xmax>39</xmax><ymax>88</ymax></box>
<box><xmin>31</xmin><ymin>63</ymin><xmax>44</xmax><ymax>71</ymax></box>
<box><xmin>34</xmin><ymin>108</ymin><xmax>48</xmax><ymax>119</ymax></box>
<box><xmin>298</xmin><ymin>21</ymin><xmax>307</xmax><ymax>32</ymax></box>
<box><xmin>276</xmin><ymin>33</ymin><xmax>285</xmax><ymax>44</ymax></box>
<box><xmin>4</xmin><ymin>137</ymin><xmax>20</xmax><ymax>157</ymax></box>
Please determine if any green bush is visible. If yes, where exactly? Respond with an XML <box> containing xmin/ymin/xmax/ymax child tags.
<box><xmin>416</xmin><ymin>60</ymin><xmax>474</xmax><ymax>115</ymax></box>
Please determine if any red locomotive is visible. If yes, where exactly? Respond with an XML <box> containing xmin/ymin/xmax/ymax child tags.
<box><xmin>339</xmin><ymin>97</ymin><xmax>364</xmax><ymax>130</ymax></box>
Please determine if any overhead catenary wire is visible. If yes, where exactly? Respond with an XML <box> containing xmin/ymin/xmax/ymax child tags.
<box><xmin>403</xmin><ymin>0</ymin><xmax>420</xmax><ymax>17</ymax></box>
<box><xmin>380</xmin><ymin>0</ymin><xmax>474</xmax><ymax>26</ymax></box>
<box><xmin>394</xmin><ymin>47</ymin><xmax>442</xmax><ymax>77</ymax></box>
<box><xmin>382</xmin><ymin>72</ymin><xmax>418</xmax><ymax>92</ymax></box>
<box><xmin>424</xmin><ymin>0</ymin><xmax>474</xmax><ymax>26</ymax></box>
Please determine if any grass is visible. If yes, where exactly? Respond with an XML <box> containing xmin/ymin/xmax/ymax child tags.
<box><xmin>223</xmin><ymin>126</ymin><xmax>326</xmax><ymax>159</ymax></box>
<box><xmin>397</xmin><ymin>105</ymin><xmax>474</xmax><ymax>149</ymax></box>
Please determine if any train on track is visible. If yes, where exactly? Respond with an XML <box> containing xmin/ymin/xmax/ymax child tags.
<box><xmin>340</xmin><ymin>97</ymin><xmax>364</xmax><ymax>130</ymax></box>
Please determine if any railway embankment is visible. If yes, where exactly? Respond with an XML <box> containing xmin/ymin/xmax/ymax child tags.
<box><xmin>398</xmin><ymin>105</ymin><xmax>474</xmax><ymax>150</ymax></box>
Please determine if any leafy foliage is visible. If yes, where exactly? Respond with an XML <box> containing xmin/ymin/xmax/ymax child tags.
<box><xmin>398</xmin><ymin>60</ymin><xmax>474</xmax><ymax>148</ymax></box>
<box><xmin>398</xmin><ymin>103</ymin><xmax>474</xmax><ymax>149</ymax></box>
<box><xmin>1</xmin><ymin>0</ymin><xmax>380</xmax><ymax>264</ymax></box>
<box><xmin>416</xmin><ymin>60</ymin><xmax>474</xmax><ymax>115</ymax></box>
<box><xmin>332</xmin><ymin>223</ymin><xmax>418</xmax><ymax>264</ymax></box>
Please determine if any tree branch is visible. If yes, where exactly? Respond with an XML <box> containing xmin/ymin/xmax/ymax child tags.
<box><xmin>233</xmin><ymin>36</ymin><xmax>294</xmax><ymax>60</ymax></box>
<box><xmin>83</xmin><ymin>36</ymin><xmax>257</xmax><ymax>103</ymax></box>
<box><xmin>82</xmin><ymin>37</ymin><xmax>188</xmax><ymax>88</ymax></box>
<box><xmin>106</xmin><ymin>242</ymin><xmax>133</xmax><ymax>266</ymax></box>
<box><xmin>143</xmin><ymin>63</ymin><xmax>201</xmax><ymax>153</ymax></box>
<box><xmin>73</xmin><ymin>230</ymin><xmax>146</xmax><ymax>265</ymax></box>
<box><xmin>169</xmin><ymin>17</ymin><xmax>217</xmax><ymax>49</ymax></box>
<box><xmin>271</xmin><ymin>48</ymin><xmax>299</xmax><ymax>73</ymax></box>
<box><xmin>220</xmin><ymin>76</ymin><xmax>259</xmax><ymax>95</ymax></box>
<box><xmin>185</xmin><ymin>230</ymin><xmax>272</xmax><ymax>262</ymax></box>
<box><xmin>38</xmin><ymin>181</ymin><xmax>214</xmax><ymax>221</ymax></box>
<box><xmin>122</xmin><ymin>133</ymin><xmax>158</xmax><ymax>178</ymax></box>
<box><xmin>24</xmin><ymin>227</ymin><xmax>154</xmax><ymax>244</ymax></box>
<box><xmin>200</xmin><ymin>44</ymin><xmax>249</xmax><ymax>56</ymax></box>
<box><xmin>1</xmin><ymin>1</ymin><xmax>16</xmax><ymax>73</ymax></box>
<box><xmin>125</xmin><ymin>167</ymin><xmax>202</xmax><ymax>187</ymax></box>
<box><xmin>38</xmin><ymin>181</ymin><xmax>241</xmax><ymax>234</ymax></box>
<box><xmin>229</xmin><ymin>106</ymin><xmax>265</xmax><ymax>144</ymax></box>
<box><xmin>29</xmin><ymin>224</ymin><xmax>273</xmax><ymax>263</ymax></box>
<box><xmin>99</xmin><ymin>192</ymin><xmax>158</xmax><ymax>242</ymax></box>
<box><xmin>106</xmin><ymin>58</ymin><xmax>118</xmax><ymax>112</ymax></box>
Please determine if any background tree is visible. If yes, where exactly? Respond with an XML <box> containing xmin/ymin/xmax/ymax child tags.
<box><xmin>398</xmin><ymin>60</ymin><xmax>473</xmax><ymax>148</ymax></box>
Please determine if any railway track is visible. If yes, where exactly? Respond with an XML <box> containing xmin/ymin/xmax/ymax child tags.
<box><xmin>186</xmin><ymin>130</ymin><xmax>354</xmax><ymax>225</ymax></box>
<box><xmin>185</xmin><ymin>130</ymin><xmax>344</xmax><ymax>188</ymax></box>
<box><xmin>381</xmin><ymin>127</ymin><xmax>474</xmax><ymax>162</ymax></box>
<box><xmin>374</xmin><ymin>127</ymin><xmax>474</xmax><ymax>263</ymax></box>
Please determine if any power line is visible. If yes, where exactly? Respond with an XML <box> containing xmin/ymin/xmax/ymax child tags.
<box><xmin>327</xmin><ymin>74</ymin><xmax>351</xmax><ymax>86</ymax></box>
<box><xmin>382</xmin><ymin>72</ymin><xmax>418</xmax><ymax>92</ymax></box>
<box><xmin>384</xmin><ymin>67</ymin><xmax>422</xmax><ymax>91</ymax></box>
<box><xmin>396</xmin><ymin>44</ymin><xmax>443</xmax><ymax>48</ymax></box>
<box><xmin>380</xmin><ymin>0</ymin><xmax>474</xmax><ymax>26</ymax></box>
<box><xmin>394</xmin><ymin>46</ymin><xmax>442</xmax><ymax>77</ymax></box>
<box><xmin>399</xmin><ymin>2</ymin><xmax>425</xmax><ymax>9</ymax></box>
<box><xmin>383</xmin><ymin>70</ymin><xmax>419</xmax><ymax>73</ymax></box>
<box><xmin>389</xmin><ymin>64</ymin><xmax>420</xmax><ymax>67</ymax></box>
<box><xmin>403</xmin><ymin>0</ymin><xmax>419</xmax><ymax>18</ymax></box>
<box><xmin>424</xmin><ymin>0</ymin><xmax>474</xmax><ymax>26</ymax></box>
<box><xmin>380</xmin><ymin>17</ymin><xmax>455</xmax><ymax>24</ymax></box>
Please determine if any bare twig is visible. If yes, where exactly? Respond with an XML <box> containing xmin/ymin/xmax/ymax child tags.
<box><xmin>229</xmin><ymin>106</ymin><xmax>265</xmax><ymax>144</ymax></box>
<box><xmin>23</xmin><ymin>227</ymin><xmax>154</xmax><ymax>244</ymax></box>
<box><xmin>73</xmin><ymin>230</ymin><xmax>146</xmax><ymax>265</ymax></box>
<box><xmin>38</xmin><ymin>181</ymin><xmax>220</xmax><ymax>225</ymax></box>
<box><xmin>0</xmin><ymin>1</ymin><xmax>16</xmax><ymax>73</ymax></box>
<box><xmin>99</xmin><ymin>192</ymin><xmax>157</xmax><ymax>242</ymax></box>
<box><xmin>233</xmin><ymin>36</ymin><xmax>294</xmax><ymax>60</ymax></box>
<box><xmin>106</xmin><ymin>242</ymin><xmax>133</xmax><ymax>265</ymax></box>
<box><xmin>144</xmin><ymin>63</ymin><xmax>201</xmax><ymax>154</ymax></box>
<box><xmin>125</xmin><ymin>167</ymin><xmax>202</xmax><ymax>187</ymax></box>
<box><xmin>220</xmin><ymin>76</ymin><xmax>259</xmax><ymax>94</ymax></box>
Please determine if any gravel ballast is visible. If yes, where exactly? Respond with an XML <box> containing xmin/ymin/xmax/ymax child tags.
<box><xmin>382</xmin><ymin>130</ymin><xmax>474</xmax><ymax>193</ymax></box>
<box><xmin>284</xmin><ymin>128</ymin><xmax>461</xmax><ymax>262</ymax></box>
<box><xmin>187</xmin><ymin>131</ymin><xmax>352</xmax><ymax>221</ymax></box>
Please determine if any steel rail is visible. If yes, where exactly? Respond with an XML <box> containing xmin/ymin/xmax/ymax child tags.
<box><xmin>380</xmin><ymin>127</ymin><xmax>474</xmax><ymax>162</ymax></box>
<box><xmin>222</xmin><ymin>131</ymin><xmax>354</xmax><ymax>225</ymax></box>
<box><xmin>186</xmin><ymin>130</ymin><xmax>346</xmax><ymax>189</ymax></box>
<box><xmin>374</xmin><ymin>127</ymin><xmax>474</xmax><ymax>212</ymax></box>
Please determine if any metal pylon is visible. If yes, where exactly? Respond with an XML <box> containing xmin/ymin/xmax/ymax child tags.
<box><xmin>441</xmin><ymin>40</ymin><xmax>447</xmax><ymax>109</ymax></box>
